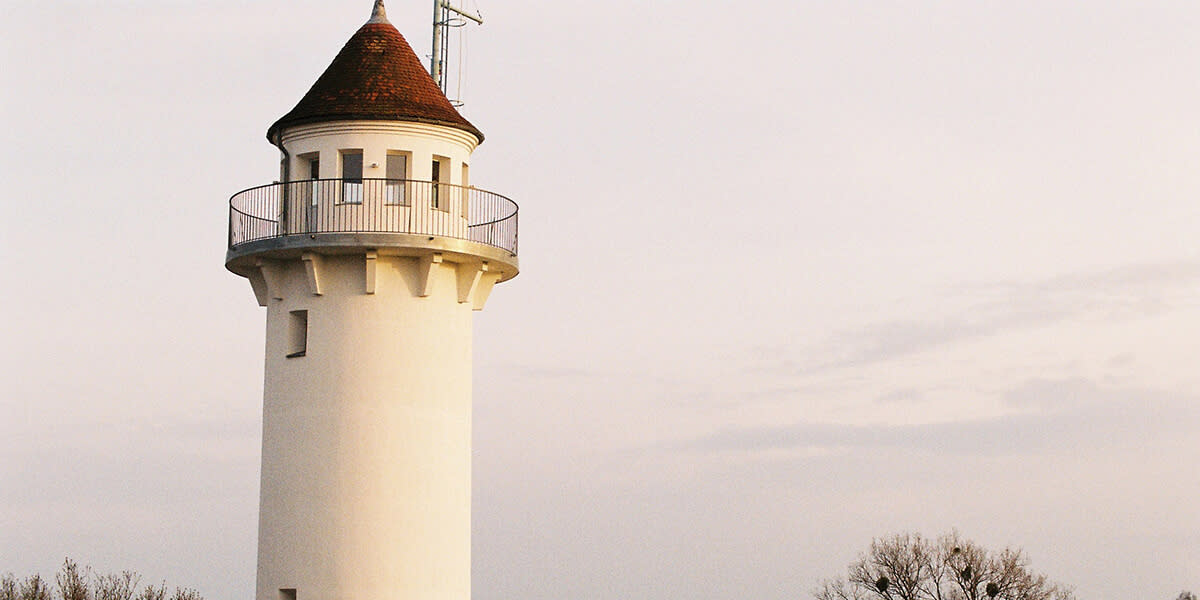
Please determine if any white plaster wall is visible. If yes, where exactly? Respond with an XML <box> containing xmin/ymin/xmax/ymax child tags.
<box><xmin>278</xmin><ymin>121</ymin><xmax>478</xmax><ymax>239</ymax></box>
<box><xmin>255</xmin><ymin>254</ymin><xmax>474</xmax><ymax>600</ymax></box>
<box><xmin>280</xmin><ymin>120</ymin><xmax>476</xmax><ymax>185</ymax></box>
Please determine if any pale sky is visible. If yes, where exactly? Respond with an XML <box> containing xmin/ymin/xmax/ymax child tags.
<box><xmin>2</xmin><ymin>1</ymin><xmax>1198</xmax><ymax>599</ymax></box>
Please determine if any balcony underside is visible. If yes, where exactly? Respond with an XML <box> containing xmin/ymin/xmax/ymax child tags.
<box><xmin>226</xmin><ymin>232</ymin><xmax>518</xmax><ymax>283</ymax></box>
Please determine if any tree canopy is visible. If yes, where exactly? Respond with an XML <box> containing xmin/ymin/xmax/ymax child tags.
<box><xmin>1</xmin><ymin>559</ymin><xmax>203</xmax><ymax>600</ymax></box>
<box><xmin>815</xmin><ymin>531</ymin><xmax>1075</xmax><ymax>600</ymax></box>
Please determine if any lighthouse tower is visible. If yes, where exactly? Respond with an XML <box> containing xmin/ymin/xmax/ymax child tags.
<box><xmin>224</xmin><ymin>2</ymin><xmax>517</xmax><ymax>599</ymax></box>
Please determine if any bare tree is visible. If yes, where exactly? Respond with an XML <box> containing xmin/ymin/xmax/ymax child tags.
<box><xmin>816</xmin><ymin>531</ymin><xmax>1075</xmax><ymax>600</ymax></box>
<box><xmin>55</xmin><ymin>559</ymin><xmax>89</xmax><ymax>600</ymax></box>
<box><xmin>1176</xmin><ymin>592</ymin><xmax>1196</xmax><ymax>600</ymax></box>
<box><xmin>1</xmin><ymin>575</ymin><xmax>17</xmax><ymax>600</ymax></box>
<box><xmin>136</xmin><ymin>584</ymin><xmax>166</xmax><ymax>600</ymax></box>
<box><xmin>17</xmin><ymin>575</ymin><xmax>51</xmax><ymax>600</ymax></box>
<box><xmin>93</xmin><ymin>572</ymin><xmax>139</xmax><ymax>600</ymax></box>
<box><xmin>0</xmin><ymin>562</ymin><xmax>202</xmax><ymax>600</ymax></box>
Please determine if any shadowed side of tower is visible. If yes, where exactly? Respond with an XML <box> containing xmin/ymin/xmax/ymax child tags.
<box><xmin>224</xmin><ymin>3</ymin><xmax>517</xmax><ymax>599</ymax></box>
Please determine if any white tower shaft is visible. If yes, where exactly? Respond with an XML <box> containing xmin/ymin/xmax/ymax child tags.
<box><xmin>255</xmin><ymin>254</ymin><xmax>474</xmax><ymax>600</ymax></box>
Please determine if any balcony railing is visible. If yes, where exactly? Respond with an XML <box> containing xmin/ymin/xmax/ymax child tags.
<box><xmin>228</xmin><ymin>178</ymin><xmax>518</xmax><ymax>256</ymax></box>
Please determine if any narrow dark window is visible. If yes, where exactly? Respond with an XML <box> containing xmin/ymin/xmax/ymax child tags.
<box><xmin>430</xmin><ymin>158</ymin><xmax>442</xmax><ymax>209</ymax></box>
<box><xmin>287</xmin><ymin>310</ymin><xmax>308</xmax><ymax>358</ymax></box>
<box><xmin>342</xmin><ymin>151</ymin><xmax>363</xmax><ymax>204</ymax></box>
<box><xmin>280</xmin><ymin>589</ymin><xmax>297</xmax><ymax>600</ymax></box>
<box><xmin>307</xmin><ymin>156</ymin><xmax>322</xmax><ymax>211</ymax></box>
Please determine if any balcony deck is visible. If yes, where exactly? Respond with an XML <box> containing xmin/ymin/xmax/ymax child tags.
<box><xmin>226</xmin><ymin>178</ymin><xmax>518</xmax><ymax>273</ymax></box>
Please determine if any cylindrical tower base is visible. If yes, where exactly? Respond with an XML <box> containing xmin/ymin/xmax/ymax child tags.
<box><xmin>254</xmin><ymin>253</ymin><xmax>475</xmax><ymax>600</ymax></box>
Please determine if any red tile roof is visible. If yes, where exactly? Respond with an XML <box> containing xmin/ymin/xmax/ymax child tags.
<box><xmin>267</xmin><ymin>17</ymin><xmax>484</xmax><ymax>144</ymax></box>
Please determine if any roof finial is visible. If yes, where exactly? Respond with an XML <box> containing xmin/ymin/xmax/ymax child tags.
<box><xmin>368</xmin><ymin>0</ymin><xmax>389</xmax><ymax>24</ymax></box>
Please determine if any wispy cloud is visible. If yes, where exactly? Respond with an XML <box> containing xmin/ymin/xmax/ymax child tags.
<box><xmin>991</xmin><ymin>260</ymin><xmax>1200</xmax><ymax>296</ymax></box>
<box><xmin>669</xmin><ymin>378</ymin><xmax>1198</xmax><ymax>458</ymax></box>
<box><xmin>508</xmin><ymin>365</ymin><xmax>610</xmax><ymax>380</ymax></box>
<box><xmin>791</xmin><ymin>260</ymin><xmax>1200</xmax><ymax>373</ymax></box>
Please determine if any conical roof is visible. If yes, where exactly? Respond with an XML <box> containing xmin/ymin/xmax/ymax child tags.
<box><xmin>267</xmin><ymin>1</ymin><xmax>484</xmax><ymax>143</ymax></box>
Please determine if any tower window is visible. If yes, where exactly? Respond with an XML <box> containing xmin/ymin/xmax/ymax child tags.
<box><xmin>386</xmin><ymin>152</ymin><xmax>409</xmax><ymax>205</ymax></box>
<box><xmin>298</xmin><ymin>153</ymin><xmax>321</xmax><ymax>209</ymax></box>
<box><xmin>279</xmin><ymin>590</ymin><xmax>297</xmax><ymax>600</ymax></box>
<box><xmin>287</xmin><ymin>310</ymin><xmax>308</xmax><ymax>358</ymax></box>
<box><xmin>309</xmin><ymin>156</ymin><xmax>321</xmax><ymax>207</ymax></box>
<box><xmin>341</xmin><ymin>150</ymin><xmax>363</xmax><ymax>204</ymax></box>
<box><xmin>431</xmin><ymin>156</ymin><xmax>449</xmax><ymax>211</ymax></box>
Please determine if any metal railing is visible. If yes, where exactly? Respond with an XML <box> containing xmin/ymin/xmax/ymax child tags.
<box><xmin>228</xmin><ymin>178</ymin><xmax>518</xmax><ymax>255</ymax></box>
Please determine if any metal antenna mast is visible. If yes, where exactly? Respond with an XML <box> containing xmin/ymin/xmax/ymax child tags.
<box><xmin>431</xmin><ymin>0</ymin><xmax>482</xmax><ymax>102</ymax></box>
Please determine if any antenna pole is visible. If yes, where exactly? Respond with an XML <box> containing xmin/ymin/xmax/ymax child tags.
<box><xmin>431</xmin><ymin>0</ymin><xmax>482</xmax><ymax>93</ymax></box>
<box><xmin>431</xmin><ymin>0</ymin><xmax>445</xmax><ymax>88</ymax></box>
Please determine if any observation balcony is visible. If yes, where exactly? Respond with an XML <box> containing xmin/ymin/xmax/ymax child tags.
<box><xmin>226</xmin><ymin>178</ymin><xmax>518</xmax><ymax>277</ymax></box>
